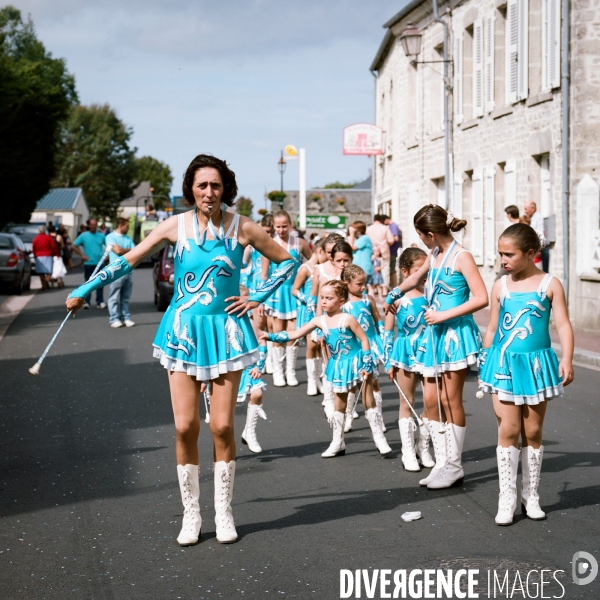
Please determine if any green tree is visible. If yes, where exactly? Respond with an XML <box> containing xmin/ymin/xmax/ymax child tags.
<box><xmin>134</xmin><ymin>156</ymin><xmax>173</xmax><ymax>209</ymax></box>
<box><xmin>0</xmin><ymin>6</ymin><xmax>77</xmax><ymax>226</ymax></box>
<box><xmin>53</xmin><ymin>104</ymin><xmax>137</xmax><ymax>222</ymax></box>
<box><xmin>235</xmin><ymin>196</ymin><xmax>253</xmax><ymax>217</ymax></box>
<box><xmin>321</xmin><ymin>180</ymin><xmax>359</xmax><ymax>189</ymax></box>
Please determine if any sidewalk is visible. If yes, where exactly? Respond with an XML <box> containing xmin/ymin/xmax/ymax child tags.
<box><xmin>474</xmin><ymin>307</ymin><xmax>600</xmax><ymax>370</ymax></box>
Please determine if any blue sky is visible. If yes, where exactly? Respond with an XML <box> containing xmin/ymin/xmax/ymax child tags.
<box><xmin>11</xmin><ymin>0</ymin><xmax>406</xmax><ymax>211</ymax></box>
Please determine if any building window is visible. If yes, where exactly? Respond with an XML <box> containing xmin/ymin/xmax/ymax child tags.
<box><xmin>506</xmin><ymin>0</ymin><xmax>529</xmax><ymax>103</ymax></box>
<box><xmin>464</xmin><ymin>25</ymin><xmax>474</xmax><ymax>120</ymax></box>
<box><xmin>542</xmin><ymin>0</ymin><xmax>561</xmax><ymax>90</ymax></box>
<box><xmin>495</xmin><ymin>5</ymin><xmax>507</xmax><ymax>108</ymax></box>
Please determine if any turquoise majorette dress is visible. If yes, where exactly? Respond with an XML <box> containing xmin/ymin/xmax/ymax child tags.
<box><xmin>390</xmin><ymin>294</ymin><xmax>428</xmax><ymax>372</ymax></box>
<box><xmin>319</xmin><ymin>314</ymin><xmax>366</xmax><ymax>393</ymax></box>
<box><xmin>295</xmin><ymin>264</ymin><xmax>314</xmax><ymax>329</ymax></box>
<box><xmin>152</xmin><ymin>211</ymin><xmax>259</xmax><ymax>380</ymax></box>
<box><xmin>248</xmin><ymin>247</ymin><xmax>264</xmax><ymax>295</ymax></box>
<box><xmin>267</xmin><ymin>235</ymin><xmax>301</xmax><ymax>319</ymax></box>
<box><xmin>414</xmin><ymin>243</ymin><xmax>482</xmax><ymax>376</ymax></box>
<box><xmin>238</xmin><ymin>346</ymin><xmax>267</xmax><ymax>398</ymax></box>
<box><xmin>342</xmin><ymin>295</ymin><xmax>384</xmax><ymax>366</ymax></box>
<box><xmin>479</xmin><ymin>274</ymin><xmax>563</xmax><ymax>405</ymax></box>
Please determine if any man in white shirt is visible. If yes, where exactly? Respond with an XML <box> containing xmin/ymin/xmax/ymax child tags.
<box><xmin>524</xmin><ymin>200</ymin><xmax>548</xmax><ymax>272</ymax></box>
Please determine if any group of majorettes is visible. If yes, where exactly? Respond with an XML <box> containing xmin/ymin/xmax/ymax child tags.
<box><xmin>242</xmin><ymin>204</ymin><xmax>574</xmax><ymax>527</ymax></box>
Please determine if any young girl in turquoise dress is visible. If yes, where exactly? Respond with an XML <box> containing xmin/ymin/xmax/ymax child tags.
<box><xmin>340</xmin><ymin>264</ymin><xmax>386</xmax><ymax>434</ymax></box>
<box><xmin>313</xmin><ymin>241</ymin><xmax>353</xmax><ymax>419</ymax></box>
<box><xmin>66</xmin><ymin>155</ymin><xmax>295</xmax><ymax>547</ymax></box>
<box><xmin>261</xmin><ymin>210</ymin><xmax>312</xmax><ymax>388</ymax></box>
<box><xmin>292</xmin><ymin>239</ymin><xmax>328</xmax><ymax>396</ymax></box>
<box><xmin>383</xmin><ymin>248</ymin><xmax>436</xmax><ymax>474</ymax></box>
<box><xmin>383</xmin><ymin>205</ymin><xmax>488</xmax><ymax>490</ymax></box>
<box><xmin>236</xmin><ymin>294</ymin><xmax>269</xmax><ymax>455</ymax></box>
<box><xmin>479</xmin><ymin>224</ymin><xmax>574</xmax><ymax>526</ymax></box>
<box><xmin>260</xmin><ymin>280</ymin><xmax>392</xmax><ymax>458</ymax></box>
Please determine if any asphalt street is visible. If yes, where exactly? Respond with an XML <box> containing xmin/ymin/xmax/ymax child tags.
<box><xmin>0</xmin><ymin>268</ymin><xmax>598</xmax><ymax>600</ymax></box>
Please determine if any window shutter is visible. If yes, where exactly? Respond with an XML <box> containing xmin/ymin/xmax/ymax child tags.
<box><xmin>506</xmin><ymin>0</ymin><xmax>518</xmax><ymax>104</ymax></box>
<box><xmin>517</xmin><ymin>0</ymin><xmax>529</xmax><ymax>100</ymax></box>
<box><xmin>504</xmin><ymin>159</ymin><xmax>517</xmax><ymax>207</ymax></box>
<box><xmin>453</xmin><ymin>171</ymin><xmax>464</xmax><ymax>243</ymax></box>
<box><xmin>543</xmin><ymin>0</ymin><xmax>561</xmax><ymax>90</ymax></box>
<box><xmin>484</xmin><ymin>166</ymin><xmax>496</xmax><ymax>267</ymax></box>
<box><xmin>473</xmin><ymin>19</ymin><xmax>484</xmax><ymax>117</ymax></box>
<box><xmin>472</xmin><ymin>168</ymin><xmax>484</xmax><ymax>265</ymax></box>
<box><xmin>454</xmin><ymin>32</ymin><xmax>463</xmax><ymax>125</ymax></box>
<box><xmin>485</xmin><ymin>12</ymin><xmax>495</xmax><ymax>113</ymax></box>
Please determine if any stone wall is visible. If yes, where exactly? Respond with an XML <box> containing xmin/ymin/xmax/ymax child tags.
<box><xmin>269</xmin><ymin>189</ymin><xmax>372</xmax><ymax>233</ymax></box>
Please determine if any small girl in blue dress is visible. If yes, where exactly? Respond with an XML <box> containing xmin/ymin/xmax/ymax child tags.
<box><xmin>260</xmin><ymin>280</ymin><xmax>392</xmax><ymax>458</ymax></box>
<box><xmin>261</xmin><ymin>211</ymin><xmax>312</xmax><ymax>388</ymax></box>
<box><xmin>383</xmin><ymin>247</ymin><xmax>435</xmax><ymax>473</ymax></box>
<box><xmin>292</xmin><ymin>239</ymin><xmax>328</xmax><ymax>396</ymax></box>
<box><xmin>479</xmin><ymin>224</ymin><xmax>574</xmax><ymax>526</ymax></box>
<box><xmin>340</xmin><ymin>264</ymin><xmax>385</xmax><ymax>433</ymax></box>
<box><xmin>383</xmin><ymin>205</ymin><xmax>489</xmax><ymax>490</ymax></box>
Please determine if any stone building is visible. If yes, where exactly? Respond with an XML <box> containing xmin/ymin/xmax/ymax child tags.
<box><xmin>269</xmin><ymin>177</ymin><xmax>372</xmax><ymax>235</ymax></box>
<box><xmin>371</xmin><ymin>0</ymin><xmax>600</xmax><ymax>330</ymax></box>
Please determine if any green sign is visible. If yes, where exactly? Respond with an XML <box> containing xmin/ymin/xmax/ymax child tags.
<box><xmin>303</xmin><ymin>214</ymin><xmax>347</xmax><ymax>229</ymax></box>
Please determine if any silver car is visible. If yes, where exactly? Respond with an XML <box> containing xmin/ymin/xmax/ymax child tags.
<box><xmin>0</xmin><ymin>233</ymin><xmax>32</xmax><ymax>294</ymax></box>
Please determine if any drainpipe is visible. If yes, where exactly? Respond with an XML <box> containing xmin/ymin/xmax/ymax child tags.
<box><xmin>561</xmin><ymin>0</ymin><xmax>570</xmax><ymax>302</ymax></box>
<box><xmin>371</xmin><ymin>69</ymin><xmax>377</xmax><ymax>219</ymax></box>
<box><xmin>432</xmin><ymin>0</ymin><xmax>450</xmax><ymax>210</ymax></box>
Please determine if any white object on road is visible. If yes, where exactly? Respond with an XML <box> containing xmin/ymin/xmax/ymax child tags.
<box><xmin>401</xmin><ymin>511</ymin><xmax>422</xmax><ymax>522</ymax></box>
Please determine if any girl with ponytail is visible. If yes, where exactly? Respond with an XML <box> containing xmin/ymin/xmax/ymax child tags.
<box><xmin>383</xmin><ymin>204</ymin><xmax>488</xmax><ymax>489</ymax></box>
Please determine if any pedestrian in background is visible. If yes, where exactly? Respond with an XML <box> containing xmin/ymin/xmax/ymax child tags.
<box><xmin>524</xmin><ymin>200</ymin><xmax>548</xmax><ymax>273</ymax></box>
<box><xmin>32</xmin><ymin>225</ymin><xmax>59</xmax><ymax>290</ymax></box>
<box><xmin>105</xmin><ymin>217</ymin><xmax>136</xmax><ymax>328</ymax></box>
<box><xmin>347</xmin><ymin>221</ymin><xmax>373</xmax><ymax>284</ymax></box>
<box><xmin>370</xmin><ymin>247</ymin><xmax>384</xmax><ymax>301</ymax></box>
<box><xmin>47</xmin><ymin>223</ymin><xmax>66</xmax><ymax>288</ymax></box>
<box><xmin>505</xmin><ymin>205</ymin><xmax>520</xmax><ymax>224</ymax></box>
<box><xmin>72</xmin><ymin>218</ymin><xmax>107</xmax><ymax>309</ymax></box>
<box><xmin>366</xmin><ymin>214</ymin><xmax>394</xmax><ymax>297</ymax></box>
<box><xmin>57</xmin><ymin>224</ymin><xmax>73</xmax><ymax>269</ymax></box>
<box><xmin>384</xmin><ymin>216</ymin><xmax>402</xmax><ymax>288</ymax></box>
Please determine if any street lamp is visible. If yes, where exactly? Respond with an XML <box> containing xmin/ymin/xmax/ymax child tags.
<box><xmin>277</xmin><ymin>151</ymin><xmax>286</xmax><ymax>194</ymax></box>
<box><xmin>399</xmin><ymin>23</ymin><xmax>422</xmax><ymax>61</ymax></box>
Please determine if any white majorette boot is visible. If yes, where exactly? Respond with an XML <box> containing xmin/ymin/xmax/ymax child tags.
<box><xmin>241</xmin><ymin>404</ymin><xmax>267</xmax><ymax>454</ymax></box>
<box><xmin>398</xmin><ymin>418</ymin><xmax>420</xmax><ymax>472</ymax></box>
<box><xmin>272</xmin><ymin>346</ymin><xmax>286</xmax><ymax>387</ymax></box>
<box><xmin>317</xmin><ymin>360</ymin><xmax>325</xmax><ymax>394</ymax></box>
<box><xmin>344</xmin><ymin>392</ymin><xmax>356</xmax><ymax>433</ymax></box>
<box><xmin>495</xmin><ymin>446</ymin><xmax>520</xmax><ymax>526</ymax></box>
<box><xmin>285</xmin><ymin>345</ymin><xmax>299</xmax><ymax>386</ymax></box>
<box><xmin>176</xmin><ymin>464</ymin><xmax>201</xmax><ymax>546</ymax></box>
<box><xmin>236</xmin><ymin>391</ymin><xmax>246</xmax><ymax>404</ymax></box>
<box><xmin>323</xmin><ymin>381</ymin><xmax>335</xmax><ymax>419</ymax></box>
<box><xmin>265</xmin><ymin>341</ymin><xmax>274</xmax><ymax>374</ymax></box>
<box><xmin>214</xmin><ymin>461</ymin><xmax>238</xmax><ymax>543</ymax></box>
<box><xmin>322</xmin><ymin>411</ymin><xmax>345</xmax><ymax>457</ymax></box>
<box><xmin>415</xmin><ymin>417</ymin><xmax>436</xmax><ymax>468</ymax></box>
<box><xmin>419</xmin><ymin>421</ymin><xmax>447</xmax><ymax>486</ymax></box>
<box><xmin>374</xmin><ymin>390</ymin><xmax>386</xmax><ymax>432</ymax></box>
<box><xmin>521</xmin><ymin>446</ymin><xmax>546</xmax><ymax>520</ymax></box>
<box><xmin>306</xmin><ymin>358</ymin><xmax>318</xmax><ymax>396</ymax></box>
<box><xmin>366</xmin><ymin>408</ymin><xmax>392</xmax><ymax>456</ymax></box>
<box><xmin>427</xmin><ymin>423</ymin><xmax>466</xmax><ymax>489</ymax></box>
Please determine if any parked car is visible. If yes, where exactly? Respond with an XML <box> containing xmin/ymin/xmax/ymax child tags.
<box><xmin>1</xmin><ymin>223</ymin><xmax>45</xmax><ymax>271</ymax></box>
<box><xmin>152</xmin><ymin>245</ymin><xmax>174</xmax><ymax>311</ymax></box>
<box><xmin>0</xmin><ymin>233</ymin><xmax>32</xmax><ymax>294</ymax></box>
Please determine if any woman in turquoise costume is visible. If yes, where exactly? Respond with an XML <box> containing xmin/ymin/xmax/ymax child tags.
<box><xmin>66</xmin><ymin>155</ymin><xmax>294</xmax><ymax>547</ymax></box>
<box><xmin>383</xmin><ymin>205</ymin><xmax>488</xmax><ymax>490</ymax></box>
<box><xmin>261</xmin><ymin>210</ymin><xmax>312</xmax><ymax>387</ymax></box>
<box><xmin>479</xmin><ymin>224</ymin><xmax>574</xmax><ymax>526</ymax></box>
